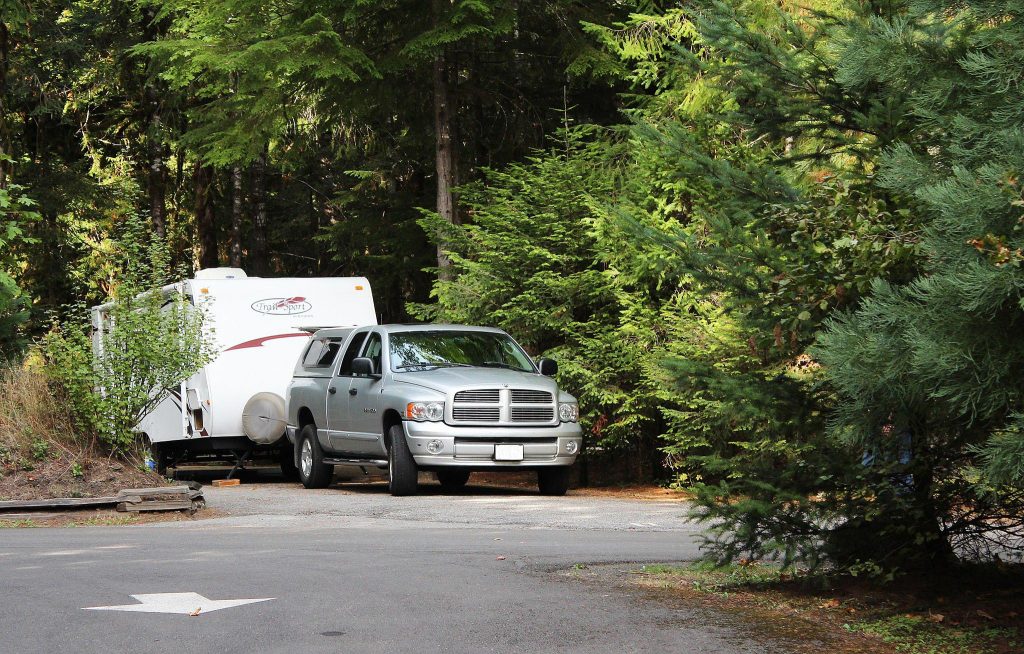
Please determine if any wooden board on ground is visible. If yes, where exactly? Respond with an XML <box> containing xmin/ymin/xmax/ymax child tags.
<box><xmin>116</xmin><ymin>499</ymin><xmax>194</xmax><ymax>512</ymax></box>
<box><xmin>115</xmin><ymin>486</ymin><xmax>205</xmax><ymax>513</ymax></box>
<box><xmin>211</xmin><ymin>479</ymin><xmax>240</xmax><ymax>487</ymax></box>
<box><xmin>0</xmin><ymin>485</ymin><xmax>204</xmax><ymax>514</ymax></box>
<box><xmin>0</xmin><ymin>496</ymin><xmax>120</xmax><ymax>512</ymax></box>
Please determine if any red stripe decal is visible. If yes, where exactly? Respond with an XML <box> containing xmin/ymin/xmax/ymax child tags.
<box><xmin>225</xmin><ymin>332</ymin><xmax>310</xmax><ymax>351</ymax></box>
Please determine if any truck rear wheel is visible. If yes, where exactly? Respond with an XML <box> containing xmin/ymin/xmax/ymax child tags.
<box><xmin>387</xmin><ymin>424</ymin><xmax>418</xmax><ymax>496</ymax></box>
<box><xmin>537</xmin><ymin>467</ymin><xmax>571</xmax><ymax>496</ymax></box>
<box><xmin>436</xmin><ymin>470</ymin><xmax>470</xmax><ymax>491</ymax></box>
<box><xmin>298</xmin><ymin>425</ymin><xmax>332</xmax><ymax>489</ymax></box>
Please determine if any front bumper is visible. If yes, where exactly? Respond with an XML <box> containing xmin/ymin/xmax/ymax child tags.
<box><xmin>403</xmin><ymin>420</ymin><xmax>582</xmax><ymax>469</ymax></box>
<box><xmin>285</xmin><ymin>425</ymin><xmax>297</xmax><ymax>444</ymax></box>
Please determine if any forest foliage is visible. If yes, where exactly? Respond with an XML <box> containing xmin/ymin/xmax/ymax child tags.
<box><xmin>1</xmin><ymin>0</ymin><xmax>1022</xmax><ymax>572</ymax></box>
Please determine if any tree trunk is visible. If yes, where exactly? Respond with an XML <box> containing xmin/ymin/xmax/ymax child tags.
<box><xmin>249</xmin><ymin>146</ymin><xmax>269</xmax><ymax>275</ymax></box>
<box><xmin>432</xmin><ymin>2</ymin><xmax>458</xmax><ymax>280</ymax></box>
<box><xmin>147</xmin><ymin>111</ymin><xmax>167</xmax><ymax>239</ymax></box>
<box><xmin>229</xmin><ymin>164</ymin><xmax>242</xmax><ymax>268</ymax></box>
<box><xmin>0</xmin><ymin>21</ymin><xmax>10</xmax><ymax>189</ymax></box>
<box><xmin>909</xmin><ymin>461</ymin><xmax>956</xmax><ymax>569</ymax></box>
<box><xmin>142</xmin><ymin>6</ymin><xmax>166</xmax><ymax>237</ymax></box>
<box><xmin>194</xmin><ymin>163</ymin><xmax>218</xmax><ymax>269</ymax></box>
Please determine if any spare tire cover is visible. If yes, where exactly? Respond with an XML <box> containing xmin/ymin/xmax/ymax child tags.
<box><xmin>241</xmin><ymin>392</ymin><xmax>287</xmax><ymax>444</ymax></box>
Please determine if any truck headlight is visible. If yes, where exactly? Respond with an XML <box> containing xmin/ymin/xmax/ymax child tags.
<box><xmin>406</xmin><ymin>401</ymin><xmax>444</xmax><ymax>422</ymax></box>
<box><xmin>558</xmin><ymin>403</ymin><xmax>579</xmax><ymax>423</ymax></box>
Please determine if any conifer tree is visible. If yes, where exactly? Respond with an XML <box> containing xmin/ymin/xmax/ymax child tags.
<box><xmin>816</xmin><ymin>0</ymin><xmax>1024</xmax><ymax>561</ymax></box>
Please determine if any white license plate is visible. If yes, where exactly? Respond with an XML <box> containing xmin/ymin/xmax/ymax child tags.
<box><xmin>494</xmin><ymin>444</ymin><xmax>524</xmax><ymax>461</ymax></box>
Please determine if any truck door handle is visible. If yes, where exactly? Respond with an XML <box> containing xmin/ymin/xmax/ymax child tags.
<box><xmin>328</xmin><ymin>386</ymin><xmax>337</xmax><ymax>395</ymax></box>
<box><xmin>349</xmin><ymin>388</ymin><xmax>358</xmax><ymax>396</ymax></box>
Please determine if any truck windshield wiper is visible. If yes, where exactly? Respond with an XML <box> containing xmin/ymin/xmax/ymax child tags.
<box><xmin>395</xmin><ymin>362</ymin><xmax>473</xmax><ymax>370</ymax></box>
<box><xmin>480</xmin><ymin>361</ymin><xmax>526</xmax><ymax>371</ymax></box>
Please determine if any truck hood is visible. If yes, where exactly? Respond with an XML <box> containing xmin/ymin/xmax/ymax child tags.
<box><xmin>393</xmin><ymin>367</ymin><xmax>558</xmax><ymax>395</ymax></box>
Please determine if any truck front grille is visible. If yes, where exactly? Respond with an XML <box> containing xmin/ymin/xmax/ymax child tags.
<box><xmin>510</xmin><ymin>389</ymin><xmax>552</xmax><ymax>404</ymax></box>
<box><xmin>452</xmin><ymin>406</ymin><xmax>501</xmax><ymax>422</ymax></box>
<box><xmin>510</xmin><ymin>407</ymin><xmax>555</xmax><ymax>422</ymax></box>
<box><xmin>449</xmin><ymin>388</ymin><xmax>556</xmax><ymax>426</ymax></box>
<box><xmin>454</xmin><ymin>389</ymin><xmax>500</xmax><ymax>403</ymax></box>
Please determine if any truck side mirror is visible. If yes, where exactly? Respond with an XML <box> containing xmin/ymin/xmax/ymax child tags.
<box><xmin>537</xmin><ymin>358</ymin><xmax>558</xmax><ymax>377</ymax></box>
<box><xmin>351</xmin><ymin>357</ymin><xmax>377</xmax><ymax>377</ymax></box>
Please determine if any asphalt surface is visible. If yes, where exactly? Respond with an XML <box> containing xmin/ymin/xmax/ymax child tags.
<box><xmin>1</xmin><ymin>475</ymin><xmax>788</xmax><ymax>654</ymax></box>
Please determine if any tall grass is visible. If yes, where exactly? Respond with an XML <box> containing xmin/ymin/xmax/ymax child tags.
<box><xmin>0</xmin><ymin>361</ymin><xmax>85</xmax><ymax>464</ymax></box>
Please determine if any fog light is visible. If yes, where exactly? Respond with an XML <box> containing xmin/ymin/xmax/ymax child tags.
<box><xmin>565</xmin><ymin>440</ymin><xmax>579</xmax><ymax>455</ymax></box>
<box><xmin>427</xmin><ymin>439</ymin><xmax>443</xmax><ymax>454</ymax></box>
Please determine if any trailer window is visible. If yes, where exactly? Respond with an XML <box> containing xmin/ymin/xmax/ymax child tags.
<box><xmin>338</xmin><ymin>332</ymin><xmax>369</xmax><ymax>376</ymax></box>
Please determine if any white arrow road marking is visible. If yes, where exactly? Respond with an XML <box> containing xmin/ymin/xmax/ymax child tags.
<box><xmin>83</xmin><ymin>592</ymin><xmax>274</xmax><ymax>615</ymax></box>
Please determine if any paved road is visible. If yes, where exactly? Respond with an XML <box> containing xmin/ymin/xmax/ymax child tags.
<box><xmin>1</xmin><ymin>478</ymin><xmax>786</xmax><ymax>654</ymax></box>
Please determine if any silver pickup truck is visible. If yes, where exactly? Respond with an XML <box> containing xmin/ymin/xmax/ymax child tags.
<box><xmin>285</xmin><ymin>324</ymin><xmax>582</xmax><ymax>496</ymax></box>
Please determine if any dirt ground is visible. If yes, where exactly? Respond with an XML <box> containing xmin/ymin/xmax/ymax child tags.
<box><xmin>0</xmin><ymin>453</ymin><xmax>168</xmax><ymax>501</ymax></box>
<box><xmin>564</xmin><ymin>562</ymin><xmax>1024</xmax><ymax>654</ymax></box>
<box><xmin>469</xmin><ymin>470</ymin><xmax>691</xmax><ymax>500</ymax></box>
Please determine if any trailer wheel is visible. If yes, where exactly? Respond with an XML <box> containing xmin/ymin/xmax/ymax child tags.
<box><xmin>537</xmin><ymin>467</ymin><xmax>571</xmax><ymax>496</ymax></box>
<box><xmin>279</xmin><ymin>444</ymin><xmax>299</xmax><ymax>481</ymax></box>
<box><xmin>436</xmin><ymin>470</ymin><xmax>470</xmax><ymax>492</ymax></box>
<box><xmin>387</xmin><ymin>424</ymin><xmax>418</xmax><ymax>496</ymax></box>
<box><xmin>150</xmin><ymin>443</ymin><xmax>168</xmax><ymax>476</ymax></box>
<box><xmin>298</xmin><ymin>425</ymin><xmax>332</xmax><ymax>489</ymax></box>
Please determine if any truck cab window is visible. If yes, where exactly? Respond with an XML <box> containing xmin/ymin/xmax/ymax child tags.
<box><xmin>316</xmin><ymin>339</ymin><xmax>342</xmax><ymax>367</ymax></box>
<box><xmin>302</xmin><ymin>340</ymin><xmax>325</xmax><ymax>367</ymax></box>
<box><xmin>338</xmin><ymin>332</ymin><xmax>369</xmax><ymax>376</ymax></box>
<box><xmin>362</xmin><ymin>333</ymin><xmax>383</xmax><ymax>374</ymax></box>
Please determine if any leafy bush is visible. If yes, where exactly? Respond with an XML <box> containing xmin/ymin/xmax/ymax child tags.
<box><xmin>0</xmin><ymin>177</ymin><xmax>40</xmax><ymax>359</ymax></box>
<box><xmin>42</xmin><ymin>217</ymin><xmax>215</xmax><ymax>454</ymax></box>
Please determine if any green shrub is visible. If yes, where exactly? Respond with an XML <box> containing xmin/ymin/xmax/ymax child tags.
<box><xmin>42</xmin><ymin>216</ymin><xmax>215</xmax><ymax>454</ymax></box>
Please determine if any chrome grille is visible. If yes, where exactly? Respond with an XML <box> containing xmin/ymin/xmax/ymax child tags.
<box><xmin>454</xmin><ymin>389</ymin><xmax>500</xmax><ymax>403</ymax></box>
<box><xmin>511</xmin><ymin>407</ymin><xmax>555</xmax><ymax>422</ymax></box>
<box><xmin>510</xmin><ymin>389</ymin><xmax>553</xmax><ymax>404</ymax></box>
<box><xmin>449</xmin><ymin>388</ymin><xmax>556</xmax><ymax>425</ymax></box>
<box><xmin>453</xmin><ymin>406</ymin><xmax>500</xmax><ymax>422</ymax></box>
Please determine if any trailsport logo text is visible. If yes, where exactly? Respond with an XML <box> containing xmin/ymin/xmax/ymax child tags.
<box><xmin>250</xmin><ymin>297</ymin><xmax>312</xmax><ymax>315</ymax></box>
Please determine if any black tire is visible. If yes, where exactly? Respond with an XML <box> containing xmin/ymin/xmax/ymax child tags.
<box><xmin>150</xmin><ymin>443</ymin><xmax>168</xmax><ymax>477</ymax></box>
<box><xmin>387</xmin><ymin>424</ymin><xmax>418</xmax><ymax>496</ymax></box>
<box><xmin>298</xmin><ymin>425</ymin><xmax>332</xmax><ymax>489</ymax></box>
<box><xmin>279</xmin><ymin>444</ymin><xmax>299</xmax><ymax>481</ymax></box>
<box><xmin>537</xmin><ymin>467</ymin><xmax>571</xmax><ymax>496</ymax></box>
<box><xmin>436</xmin><ymin>469</ymin><xmax>470</xmax><ymax>491</ymax></box>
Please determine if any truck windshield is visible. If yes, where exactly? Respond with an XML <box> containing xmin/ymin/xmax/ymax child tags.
<box><xmin>390</xmin><ymin>331</ymin><xmax>536</xmax><ymax>373</ymax></box>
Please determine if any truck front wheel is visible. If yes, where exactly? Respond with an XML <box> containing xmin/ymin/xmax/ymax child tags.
<box><xmin>537</xmin><ymin>467</ymin><xmax>571</xmax><ymax>496</ymax></box>
<box><xmin>387</xmin><ymin>424</ymin><xmax>418</xmax><ymax>496</ymax></box>
<box><xmin>298</xmin><ymin>425</ymin><xmax>332</xmax><ymax>489</ymax></box>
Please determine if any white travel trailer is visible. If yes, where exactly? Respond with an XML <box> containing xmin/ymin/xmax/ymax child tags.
<box><xmin>90</xmin><ymin>268</ymin><xmax>377</xmax><ymax>476</ymax></box>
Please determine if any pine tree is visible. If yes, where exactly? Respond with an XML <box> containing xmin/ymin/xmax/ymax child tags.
<box><xmin>816</xmin><ymin>0</ymin><xmax>1024</xmax><ymax>562</ymax></box>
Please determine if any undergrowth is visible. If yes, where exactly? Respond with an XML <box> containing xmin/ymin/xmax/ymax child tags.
<box><xmin>0</xmin><ymin>360</ymin><xmax>86</xmax><ymax>470</ymax></box>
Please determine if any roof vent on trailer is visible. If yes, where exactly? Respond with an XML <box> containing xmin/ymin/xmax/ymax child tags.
<box><xmin>194</xmin><ymin>267</ymin><xmax>248</xmax><ymax>280</ymax></box>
